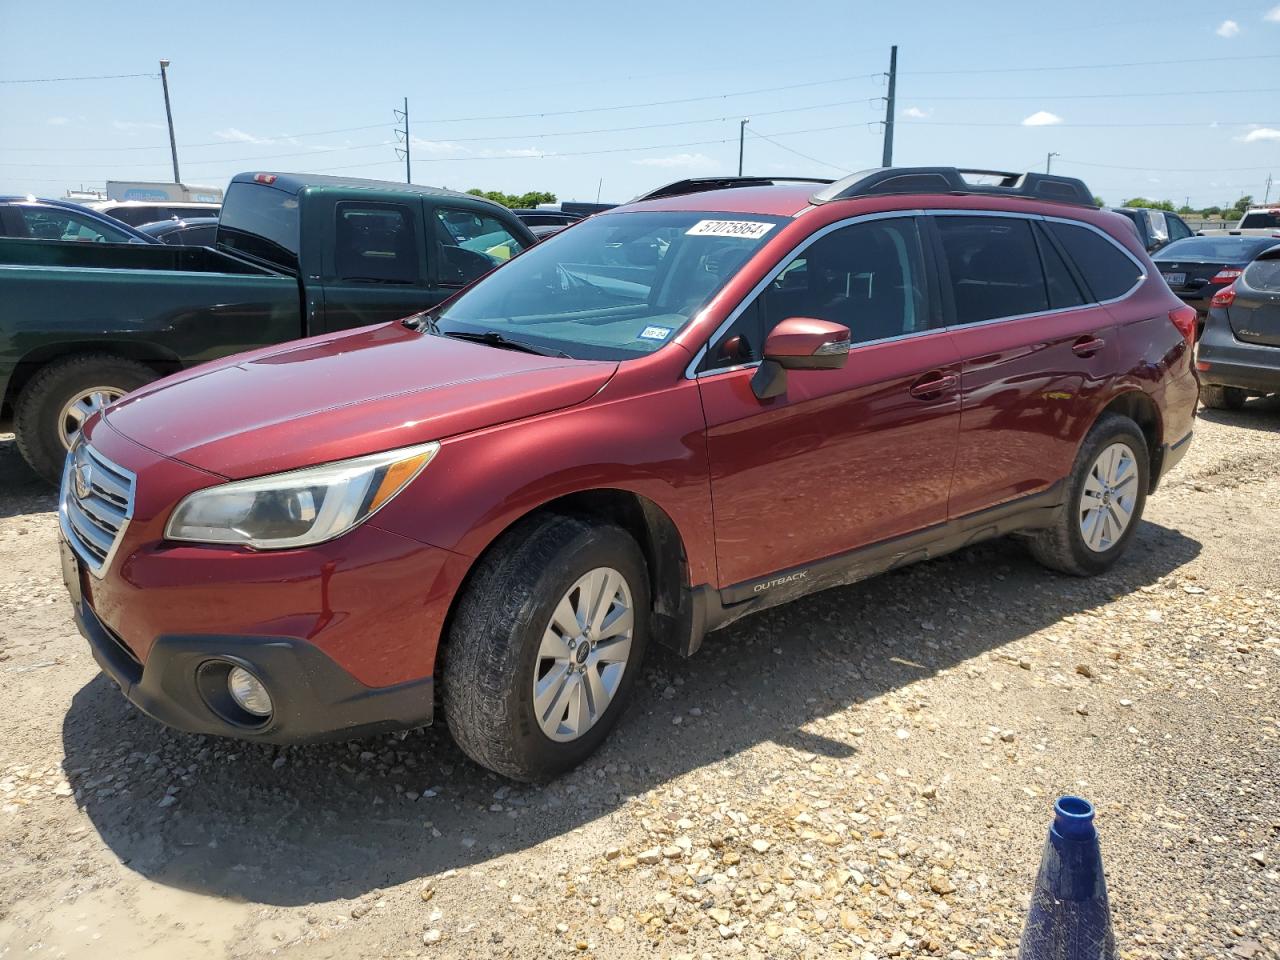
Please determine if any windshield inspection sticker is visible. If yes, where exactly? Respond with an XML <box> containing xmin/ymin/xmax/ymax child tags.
<box><xmin>639</xmin><ymin>325</ymin><xmax>673</xmax><ymax>341</ymax></box>
<box><xmin>685</xmin><ymin>219</ymin><xmax>775</xmax><ymax>240</ymax></box>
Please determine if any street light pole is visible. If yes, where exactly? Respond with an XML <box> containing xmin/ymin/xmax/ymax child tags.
<box><xmin>738</xmin><ymin>118</ymin><xmax>749</xmax><ymax>176</ymax></box>
<box><xmin>1046</xmin><ymin>151</ymin><xmax>1060</xmax><ymax>174</ymax></box>
<box><xmin>158</xmin><ymin>60</ymin><xmax>180</xmax><ymax>184</ymax></box>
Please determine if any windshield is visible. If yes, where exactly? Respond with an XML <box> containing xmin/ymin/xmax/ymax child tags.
<box><xmin>427</xmin><ymin>211</ymin><xmax>785</xmax><ymax>360</ymax></box>
<box><xmin>1156</xmin><ymin>236</ymin><xmax>1278</xmax><ymax>262</ymax></box>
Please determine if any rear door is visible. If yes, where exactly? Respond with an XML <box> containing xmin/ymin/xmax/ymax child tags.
<box><xmin>697</xmin><ymin>215</ymin><xmax>961</xmax><ymax>588</ymax></box>
<box><xmin>1228</xmin><ymin>254</ymin><xmax>1280</xmax><ymax>347</ymax></box>
<box><xmin>932</xmin><ymin>214</ymin><xmax>1121</xmax><ymax>518</ymax></box>
<box><xmin>317</xmin><ymin>198</ymin><xmax>435</xmax><ymax>332</ymax></box>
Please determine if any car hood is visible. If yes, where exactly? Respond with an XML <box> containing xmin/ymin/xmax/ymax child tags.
<box><xmin>104</xmin><ymin>323</ymin><xmax>617</xmax><ymax>479</ymax></box>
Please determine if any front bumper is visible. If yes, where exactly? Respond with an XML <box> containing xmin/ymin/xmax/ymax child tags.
<box><xmin>63</xmin><ymin>535</ymin><xmax>434</xmax><ymax>743</ymax></box>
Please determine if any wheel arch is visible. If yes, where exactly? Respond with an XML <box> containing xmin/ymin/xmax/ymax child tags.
<box><xmin>438</xmin><ymin>487</ymin><xmax>700</xmax><ymax>663</ymax></box>
<box><xmin>3</xmin><ymin>340</ymin><xmax>181</xmax><ymax>418</ymax></box>
<box><xmin>1095</xmin><ymin>389</ymin><xmax>1164</xmax><ymax>492</ymax></box>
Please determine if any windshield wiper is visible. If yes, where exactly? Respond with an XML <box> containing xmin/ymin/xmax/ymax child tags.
<box><xmin>442</xmin><ymin>330</ymin><xmax>572</xmax><ymax>359</ymax></box>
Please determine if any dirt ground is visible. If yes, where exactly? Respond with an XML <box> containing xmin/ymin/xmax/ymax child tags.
<box><xmin>1</xmin><ymin>402</ymin><xmax>1278</xmax><ymax>960</ymax></box>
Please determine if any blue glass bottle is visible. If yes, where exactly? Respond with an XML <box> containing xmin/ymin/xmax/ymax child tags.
<box><xmin>1019</xmin><ymin>796</ymin><xmax>1116</xmax><ymax>960</ymax></box>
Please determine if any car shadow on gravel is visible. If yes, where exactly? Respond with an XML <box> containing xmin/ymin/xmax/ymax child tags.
<box><xmin>1194</xmin><ymin>394</ymin><xmax>1280</xmax><ymax>431</ymax></box>
<box><xmin>0</xmin><ymin>434</ymin><xmax>54</xmax><ymax>517</ymax></box>
<box><xmin>60</xmin><ymin>518</ymin><xmax>1200</xmax><ymax>907</ymax></box>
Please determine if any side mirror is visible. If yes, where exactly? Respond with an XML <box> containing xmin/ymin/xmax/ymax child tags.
<box><xmin>752</xmin><ymin>317</ymin><xmax>850</xmax><ymax>400</ymax></box>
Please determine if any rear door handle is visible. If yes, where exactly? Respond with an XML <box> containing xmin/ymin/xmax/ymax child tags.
<box><xmin>909</xmin><ymin>372</ymin><xmax>958</xmax><ymax>398</ymax></box>
<box><xmin>1072</xmin><ymin>336</ymin><xmax>1106</xmax><ymax>357</ymax></box>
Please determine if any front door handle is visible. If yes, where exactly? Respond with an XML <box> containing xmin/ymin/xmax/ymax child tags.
<box><xmin>1072</xmin><ymin>336</ymin><xmax>1106</xmax><ymax>357</ymax></box>
<box><xmin>909</xmin><ymin>372</ymin><xmax>958</xmax><ymax>398</ymax></box>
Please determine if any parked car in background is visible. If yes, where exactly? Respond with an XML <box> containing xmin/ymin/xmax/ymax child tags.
<box><xmin>0</xmin><ymin>197</ymin><xmax>156</xmax><ymax>244</ymax></box>
<box><xmin>1107</xmin><ymin>206</ymin><xmax>1194</xmax><ymax>253</ymax></box>
<box><xmin>1196</xmin><ymin>244</ymin><xmax>1280</xmax><ymax>409</ymax></box>
<box><xmin>0</xmin><ymin>172</ymin><xmax>535</xmax><ymax>481</ymax></box>
<box><xmin>55</xmin><ymin>167</ymin><xmax>1198</xmax><ymax>781</ymax></box>
<box><xmin>1153</xmin><ymin>235</ymin><xmax>1280</xmax><ymax>329</ymax></box>
<box><xmin>512</xmin><ymin>208</ymin><xmax>582</xmax><ymax>228</ymax></box>
<box><xmin>1198</xmin><ymin>205</ymin><xmax>1280</xmax><ymax>239</ymax></box>
<box><xmin>85</xmin><ymin>199</ymin><xmax>221</xmax><ymax>227</ymax></box>
<box><xmin>136</xmin><ymin>217</ymin><xmax>219</xmax><ymax>246</ymax></box>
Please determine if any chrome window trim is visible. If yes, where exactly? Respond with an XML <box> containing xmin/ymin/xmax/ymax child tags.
<box><xmin>686</xmin><ymin>207</ymin><xmax>1148</xmax><ymax>379</ymax></box>
<box><xmin>58</xmin><ymin>443</ymin><xmax>136</xmax><ymax>579</ymax></box>
<box><xmin>684</xmin><ymin>209</ymin><xmax>925</xmax><ymax>379</ymax></box>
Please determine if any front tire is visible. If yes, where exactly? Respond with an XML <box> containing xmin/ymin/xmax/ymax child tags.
<box><xmin>1028</xmin><ymin>414</ymin><xmax>1149</xmax><ymax>577</ymax></box>
<box><xmin>442</xmin><ymin>515</ymin><xmax>649</xmax><ymax>781</ymax></box>
<box><xmin>1199</xmin><ymin>384</ymin><xmax>1247</xmax><ymax>411</ymax></box>
<box><xmin>14</xmin><ymin>354</ymin><xmax>155</xmax><ymax>483</ymax></box>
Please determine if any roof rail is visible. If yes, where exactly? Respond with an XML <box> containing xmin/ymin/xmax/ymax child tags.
<box><xmin>635</xmin><ymin>176</ymin><xmax>835</xmax><ymax>203</ymax></box>
<box><xmin>809</xmin><ymin>167</ymin><xmax>1097</xmax><ymax>208</ymax></box>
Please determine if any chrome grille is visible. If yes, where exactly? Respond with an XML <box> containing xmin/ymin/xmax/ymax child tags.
<box><xmin>59</xmin><ymin>443</ymin><xmax>136</xmax><ymax>577</ymax></box>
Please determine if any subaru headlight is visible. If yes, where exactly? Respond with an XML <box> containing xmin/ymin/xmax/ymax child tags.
<box><xmin>165</xmin><ymin>442</ymin><xmax>439</xmax><ymax>549</ymax></box>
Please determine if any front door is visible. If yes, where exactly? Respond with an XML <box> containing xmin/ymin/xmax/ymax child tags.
<box><xmin>696</xmin><ymin>215</ymin><xmax>962</xmax><ymax>589</ymax></box>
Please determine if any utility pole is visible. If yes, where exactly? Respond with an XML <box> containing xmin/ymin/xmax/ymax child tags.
<box><xmin>158</xmin><ymin>60</ymin><xmax>180</xmax><ymax>184</ymax></box>
<box><xmin>1046</xmin><ymin>151</ymin><xmax>1059</xmax><ymax>174</ymax></box>
<box><xmin>881</xmin><ymin>45</ymin><xmax>898</xmax><ymax>168</ymax></box>
<box><xmin>394</xmin><ymin>98</ymin><xmax>410</xmax><ymax>184</ymax></box>
<box><xmin>1265</xmin><ymin>174</ymin><xmax>1273</xmax><ymax>204</ymax></box>
<box><xmin>738</xmin><ymin>118</ymin><xmax>749</xmax><ymax>176</ymax></box>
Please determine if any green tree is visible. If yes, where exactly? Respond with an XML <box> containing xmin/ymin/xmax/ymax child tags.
<box><xmin>1231</xmin><ymin>195</ymin><xmax>1253</xmax><ymax>213</ymax></box>
<box><xmin>466</xmin><ymin>188</ymin><xmax>557</xmax><ymax>209</ymax></box>
<box><xmin>1177</xmin><ymin>205</ymin><xmax>1194</xmax><ymax>215</ymax></box>
<box><xmin>1092</xmin><ymin>195</ymin><xmax>1106</xmax><ymax>207</ymax></box>
<box><xmin>1123</xmin><ymin>197</ymin><xmax>1176</xmax><ymax>212</ymax></box>
<box><xmin>1201</xmin><ymin>205</ymin><xmax>1223</xmax><ymax>217</ymax></box>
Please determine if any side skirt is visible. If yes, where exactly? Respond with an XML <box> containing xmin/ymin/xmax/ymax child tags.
<box><xmin>681</xmin><ymin>482</ymin><xmax>1065</xmax><ymax>656</ymax></box>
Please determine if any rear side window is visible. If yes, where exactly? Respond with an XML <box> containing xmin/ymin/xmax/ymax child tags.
<box><xmin>1167</xmin><ymin>215</ymin><xmax>1192</xmax><ymax>242</ymax></box>
<box><xmin>1244</xmin><ymin>258</ymin><xmax>1280</xmax><ymax>292</ymax></box>
<box><xmin>1239</xmin><ymin>211</ymin><xmax>1280</xmax><ymax>229</ymax></box>
<box><xmin>216</xmin><ymin>182</ymin><xmax>301</xmax><ymax>273</ymax></box>
<box><xmin>1033</xmin><ymin>223</ymin><xmax>1086</xmax><ymax>309</ymax></box>
<box><xmin>334</xmin><ymin>202</ymin><xmax>419</xmax><ymax>283</ymax></box>
<box><xmin>1046</xmin><ymin>221</ymin><xmax>1143</xmax><ymax>302</ymax></box>
<box><xmin>936</xmin><ymin>217</ymin><xmax>1049</xmax><ymax>324</ymax></box>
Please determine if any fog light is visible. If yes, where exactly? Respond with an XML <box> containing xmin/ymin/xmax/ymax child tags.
<box><xmin>227</xmin><ymin>666</ymin><xmax>273</xmax><ymax>717</ymax></box>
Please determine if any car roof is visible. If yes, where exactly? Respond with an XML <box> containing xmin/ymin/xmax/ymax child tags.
<box><xmin>0</xmin><ymin>195</ymin><xmax>99</xmax><ymax>210</ymax></box>
<box><xmin>613</xmin><ymin>183</ymin><xmax>820</xmax><ymax>217</ymax></box>
<box><xmin>94</xmin><ymin>200</ymin><xmax>220</xmax><ymax>207</ymax></box>
<box><xmin>231</xmin><ymin>172</ymin><xmax>498</xmax><ymax>207</ymax></box>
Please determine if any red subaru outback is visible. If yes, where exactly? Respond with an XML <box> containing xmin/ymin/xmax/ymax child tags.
<box><xmin>59</xmin><ymin>168</ymin><xmax>1199</xmax><ymax>780</ymax></box>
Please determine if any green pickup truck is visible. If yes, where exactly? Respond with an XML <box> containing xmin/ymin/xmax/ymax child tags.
<box><xmin>0</xmin><ymin>172</ymin><xmax>536</xmax><ymax>481</ymax></box>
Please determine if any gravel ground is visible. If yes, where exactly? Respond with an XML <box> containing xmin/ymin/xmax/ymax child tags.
<box><xmin>1</xmin><ymin>402</ymin><xmax>1278</xmax><ymax>960</ymax></box>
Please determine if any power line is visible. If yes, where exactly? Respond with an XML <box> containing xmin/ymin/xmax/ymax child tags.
<box><xmin>905</xmin><ymin>87</ymin><xmax>1280</xmax><ymax>101</ymax></box>
<box><xmin>747</xmin><ymin>128</ymin><xmax>847</xmax><ymax>172</ymax></box>
<box><xmin>1055</xmin><ymin>158</ymin><xmax>1276</xmax><ymax>173</ymax></box>
<box><xmin>0</xmin><ymin>72</ymin><xmax>157</xmax><ymax>84</ymax></box>
<box><xmin>905</xmin><ymin>53</ymin><xmax>1280</xmax><ymax>75</ymax></box>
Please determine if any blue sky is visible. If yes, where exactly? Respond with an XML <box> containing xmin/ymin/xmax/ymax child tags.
<box><xmin>1</xmin><ymin>0</ymin><xmax>1278</xmax><ymax>208</ymax></box>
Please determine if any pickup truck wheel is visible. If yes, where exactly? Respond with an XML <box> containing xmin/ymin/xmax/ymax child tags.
<box><xmin>14</xmin><ymin>355</ymin><xmax>155</xmax><ymax>483</ymax></box>
<box><xmin>442</xmin><ymin>515</ymin><xmax>649</xmax><ymax>782</ymax></box>
<box><xmin>1199</xmin><ymin>385</ymin><xmax>1247</xmax><ymax>411</ymax></box>
<box><xmin>1027</xmin><ymin>413</ymin><xmax>1149</xmax><ymax>577</ymax></box>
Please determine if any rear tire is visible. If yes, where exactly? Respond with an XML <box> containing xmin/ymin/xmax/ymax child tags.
<box><xmin>1028</xmin><ymin>413</ymin><xmax>1149</xmax><ymax>577</ymax></box>
<box><xmin>1199</xmin><ymin>384</ymin><xmax>1247</xmax><ymax>411</ymax></box>
<box><xmin>442</xmin><ymin>514</ymin><xmax>649</xmax><ymax>782</ymax></box>
<box><xmin>14</xmin><ymin>354</ymin><xmax>155</xmax><ymax>484</ymax></box>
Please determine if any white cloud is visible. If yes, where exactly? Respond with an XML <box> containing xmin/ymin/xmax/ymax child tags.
<box><xmin>902</xmin><ymin>106</ymin><xmax>931</xmax><ymax>119</ymax></box>
<box><xmin>1216</xmin><ymin>19</ymin><xmax>1240</xmax><ymax>37</ymax></box>
<box><xmin>46</xmin><ymin>116</ymin><xmax>70</xmax><ymax>126</ymax></box>
<box><xmin>113</xmin><ymin>120</ymin><xmax>164</xmax><ymax>132</ymax></box>
<box><xmin>631</xmin><ymin>152</ymin><xmax>716</xmax><ymax>170</ymax></box>
<box><xmin>1237</xmin><ymin>126</ymin><xmax>1280</xmax><ymax>142</ymax></box>
<box><xmin>1021</xmin><ymin>110</ymin><xmax>1064</xmax><ymax>126</ymax></box>
<box><xmin>1266</xmin><ymin>4</ymin><xmax>1280</xmax><ymax>21</ymax></box>
<box><xmin>409</xmin><ymin>136</ymin><xmax>467</xmax><ymax>155</ymax></box>
<box><xmin>215</xmin><ymin>126</ymin><xmax>264</xmax><ymax>143</ymax></box>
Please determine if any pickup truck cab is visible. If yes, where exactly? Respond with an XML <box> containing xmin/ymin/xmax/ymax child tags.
<box><xmin>1197</xmin><ymin>206</ymin><xmax>1280</xmax><ymax>240</ymax></box>
<box><xmin>0</xmin><ymin>173</ymin><xmax>535</xmax><ymax>481</ymax></box>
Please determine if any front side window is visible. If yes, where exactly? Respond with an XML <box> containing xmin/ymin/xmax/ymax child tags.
<box><xmin>434</xmin><ymin>208</ymin><xmax>527</xmax><ymax>286</ymax></box>
<box><xmin>19</xmin><ymin>206</ymin><xmax>133</xmax><ymax>243</ymax></box>
<box><xmin>429</xmin><ymin>211</ymin><xmax>783</xmax><ymax>360</ymax></box>
<box><xmin>1166</xmin><ymin>215</ymin><xmax>1192</xmax><ymax>242</ymax></box>
<box><xmin>936</xmin><ymin>217</ymin><xmax>1049</xmax><ymax>324</ymax></box>
<box><xmin>704</xmin><ymin>217</ymin><xmax>930</xmax><ymax>369</ymax></box>
<box><xmin>1047</xmin><ymin>221</ymin><xmax>1143</xmax><ymax>302</ymax></box>
<box><xmin>334</xmin><ymin>202</ymin><xmax>419</xmax><ymax>283</ymax></box>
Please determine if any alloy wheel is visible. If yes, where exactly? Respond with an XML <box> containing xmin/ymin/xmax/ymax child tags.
<box><xmin>533</xmin><ymin>567</ymin><xmax>634</xmax><ymax>742</ymax></box>
<box><xmin>1079</xmin><ymin>441</ymin><xmax>1138</xmax><ymax>553</ymax></box>
<box><xmin>58</xmin><ymin>386</ymin><xmax>124</xmax><ymax>449</ymax></box>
